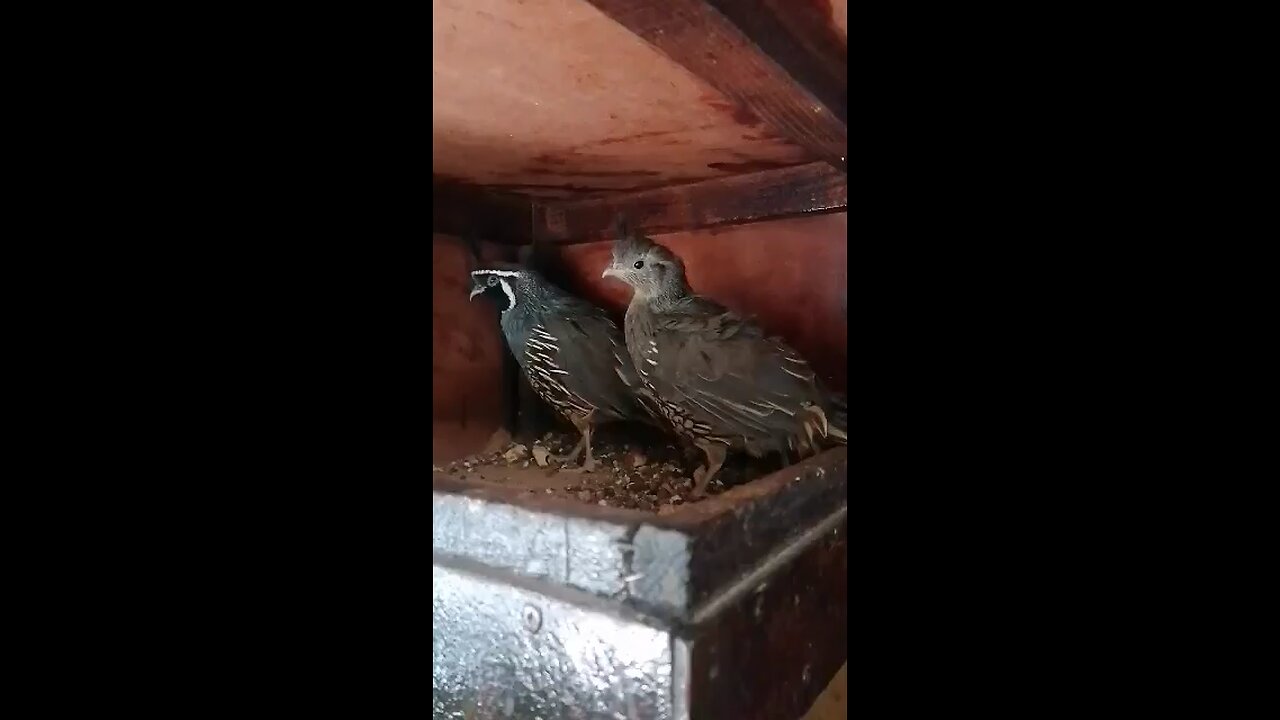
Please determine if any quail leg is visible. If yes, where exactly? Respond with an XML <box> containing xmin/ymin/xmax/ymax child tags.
<box><xmin>690</xmin><ymin>439</ymin><xmax>728</xmax><ymax>497</ymax></box>
<box><xmin>557</xmin><ymin>411</ymin><xmax>598</xmax><ymax>473</ymax></box>
<box><xmin>577</xmin><ymin>421</ymin><xmax>597</xmax><ymax>473</ymax></box>
<box><xmin>551</xmin><ymin>435</ymin><xmax>586</xmax><ymax>466</ymax></box>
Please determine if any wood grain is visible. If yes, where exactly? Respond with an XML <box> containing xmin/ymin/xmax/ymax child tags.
<box><xmin>534</xmin><ymin>161</ymin><xmax>847</xmax><ymax>243</ymax></box>
<box><xmin>584</xmin><ymin>0</ymin><xmax>847</xmax><ymax>171</ymax></box>
<box><xmin>432</xmin><ymin>0</ymin><xmax>812</xmax><ymax>199</ymax></box>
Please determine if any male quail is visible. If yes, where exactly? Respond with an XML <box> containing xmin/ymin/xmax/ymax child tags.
<box><xmin>602</xmin><ymin>225</ymin><xmax>846</xmax><ymax>495</ymax></box>
<box><xmin>469</xmin><ymin>263</ymin><xmax>656</xmax><ymax>471</ymax></box>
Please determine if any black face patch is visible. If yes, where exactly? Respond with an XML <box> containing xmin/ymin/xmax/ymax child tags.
<box><xmin>470</xmin><ymin>274</ymin><xmax>516</xmax><ymax>313</ymax></box>
<box><xmin>491</xmin><ymin>277</ymin><xmax>516</xmax><ymax>312</ymax></box>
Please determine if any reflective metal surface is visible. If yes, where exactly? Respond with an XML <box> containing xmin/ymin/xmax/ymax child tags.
<box><xmin>432</xmin><ymin>489</ymin><xmax>635</xmax><ymax>599</ymax></box>
<box><xmin>432</xmin><ymin>447</ymin><xmax>848</xmax><ymax>719</ymax></box>
<box><xmin>433</xmin><ymin>559</ymin><xmax>675</xmax><ymax>719</ymax></box>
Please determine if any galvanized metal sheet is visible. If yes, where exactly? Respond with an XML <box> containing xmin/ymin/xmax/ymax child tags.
<box><xmin>433</xmin><ymin>560</ymin><xmax>676</xmax><ymax>719</ymax></box>
<box><xmin>433</xmin><ymin>490</ymin><xmax>635</xmax><ymax>600</ymax></box>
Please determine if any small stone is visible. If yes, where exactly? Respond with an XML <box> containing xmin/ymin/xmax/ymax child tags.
<box><xmin>503</xmin><ymin>444</ymin><xmax>529</xmax><ymax>463</ymax></box>
<box><xmin>598</xmin><ymin>500</ymin><xmax>608</xmax><ymax>506</ymax></box>
<box><xmin>480</xmin><ymin>429</ymin><xmax>513</xmax><ymax>455</ymax></box>
<box><xmin>670</xmin><ymin>495</ymin><xmax>682</xmax><ymax>503</ymax></box>
<box><xmin>577</xmin><ymin>491</ymin><xmax>592</xmax><ymax>502</ymax></box>
<box><xmin>532</xmin><ymin>446</ymin><xmax>550</xmax><ymax>467</ymax></box>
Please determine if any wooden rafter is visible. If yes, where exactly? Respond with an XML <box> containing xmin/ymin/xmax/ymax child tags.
<box><xmin>584</xmin><ymin>0</ymin><xmax>847</xmax><ymax>172</ymax></box>
<box><xmin>534</xmin><ymin>161</ymin><xmax>847</xmax><ymax>244</ymax></box>
<box><xmin>432</xmin><ymin>178</ymin><xmax>534</xmax><ymax>243</ymax></box>
<box><xmin>436</xmin><ymin>162</ymin><xmax>846</xmax><ymax>246</ymax></box>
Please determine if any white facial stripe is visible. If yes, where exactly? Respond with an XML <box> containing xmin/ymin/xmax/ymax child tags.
<box><xmin>471</xmin><ymin>270</ymin><xmax>521</xmax><ymax>279</ymax></box>
<box><xmin>498</xmin><ymin>278</ymin><xmax>516</xmax><ymax>312</ymax></box>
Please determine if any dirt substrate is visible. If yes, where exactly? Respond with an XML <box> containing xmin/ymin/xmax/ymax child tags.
<box><xmin>432</xmin><ymin>424</ymin><xmax>780</xmax><ymax>514</ymax></box>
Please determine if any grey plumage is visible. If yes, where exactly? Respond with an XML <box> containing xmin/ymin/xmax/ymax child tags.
<box><xmin>602</xmin><ymin>225</ymin><xmax>845</xmax><ymax>495</ymax></box>
<box><xmin>469</xmin><ymin>263</ymin><xmax>655</xmax><ymax>470</ymax></box>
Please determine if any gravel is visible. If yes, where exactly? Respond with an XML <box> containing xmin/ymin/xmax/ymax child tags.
<box><xmin>433</xmin><ymin>428</ymin><xmax>775</xmax><ymax>512</ymax></box>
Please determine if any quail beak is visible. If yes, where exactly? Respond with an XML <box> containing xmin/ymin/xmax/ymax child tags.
<box><xmin>468</xmin><ymin>286</ymin><xmax>484</xmax><ymax>301</ymax></box>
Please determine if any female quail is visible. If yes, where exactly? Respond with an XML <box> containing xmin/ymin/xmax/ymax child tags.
<box><xmin>469</xmin><ymin>263</ymin><xmax>657</xmax><ymax>471</ymax></box>
<box><xmin>602</xmin><ymin>226</ymin><xmax>846</xmax><ymax>495</ymax></box>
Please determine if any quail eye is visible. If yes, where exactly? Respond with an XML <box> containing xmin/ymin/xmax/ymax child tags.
<box><xmin>487</xmin><ymin>276</ymin><xmax>497</xmax><ymax>286</ymax></box>
<box><xmin>633</xmin><ymin>260</ymin><xmax>645</xmax><ymax>269</ymax></box>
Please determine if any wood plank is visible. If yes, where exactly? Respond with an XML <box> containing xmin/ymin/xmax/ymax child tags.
<box><xmin>432</xmin><ymin>178</ymin><xmax>533</xmax><ymax>243</ymax></box>
<box><xmin>533</xmin><ymin>162</ymin><xmax>846</xmax><ymax>243</ymax></box>
<box><xmin>433</xmin><ymin>0</ymin><xmax>813</xmax><ymax>200</ymax></box>
<box><xmin>431</xmin><ymin>236</ymin><xmax>509</xmax><ymax>456</ymax></box>
<box><xmin>583</xmin><ymin>0</ymin><xmax>847</xmax><ymax>171</ymax></box>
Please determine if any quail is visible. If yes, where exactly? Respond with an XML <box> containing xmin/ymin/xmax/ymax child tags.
<box><xmin>824</xmin><ymin>390</ymin><xmax>849</xmax><ymax>437</ymax></box>
<box><xmin>602</xmin><ymin>224</ymin><xmax>846</xmax><ymax>495</ymax></box>
<box><xmin>469</xmin><ymin>263</ymin><xmax>658</xmax><ymax>471</ymax></box>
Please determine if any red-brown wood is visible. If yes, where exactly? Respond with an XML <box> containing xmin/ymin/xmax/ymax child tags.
<box><xmin>583</xmin><ymin>0</ymin><xmax>847</xmax><ymax>171</ymax></box>
<box><xmin>533</xmin><ymin>213</ymin><xmax>848</xmax><ymax>392</ymax></box>
<box><xmin>830</xmin><ymin>0</ymin><xmax>848</xmax><ymax>41</ymax></box>
<box><xmin>432</xmin><ymin>234</ymin><xmax>508</xmax><ymax>462</ymax></box>
<box><xmin>432</xmin><ymin>0</ymin><xmax>813</xmax><ymax>200</ymax></box>
<box><xmin>535</xmin><ymin>161</ymin><xmax>846</xmax><ymax>244</ymax></box>
<box><xmin>433</xmin><ymin>179</ymin><xmax>533</xmax><ymax>243</ymax></box>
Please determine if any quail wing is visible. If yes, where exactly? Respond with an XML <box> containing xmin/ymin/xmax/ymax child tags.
<box><xmin>535</xmin><ymin>299</ymin><xmax>644</xmax><ymax>423</ymax></box>
<box><xmin>641</xmin><ymin>296</ymin><xmax>827</xmax><ymax>445</ymax></box>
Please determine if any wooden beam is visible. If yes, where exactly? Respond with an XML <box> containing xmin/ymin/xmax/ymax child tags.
<box><xmin>432</xmin><ymin>178</ymin><xmax>533</xmax><ymax>243</ymax></box>
<box><xmin>584</xmin><ymin>0</ymin><xmax>847</xmax><ymax>171</ymax></box>
<box><xmin>533</xmin><ymin>162</ymin><xmax>846</xmax><ymax>244</ymax></box>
